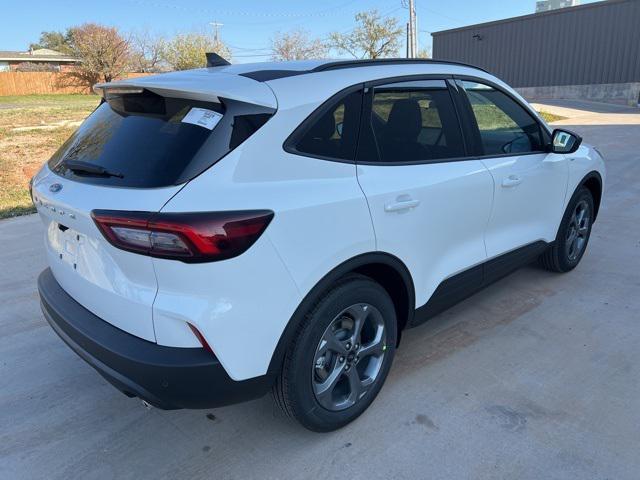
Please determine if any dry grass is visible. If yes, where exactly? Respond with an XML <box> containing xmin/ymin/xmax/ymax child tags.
<box><xmin>0</xmin><ymin>94</ymin><xmax>99</xmax><ymax>218</ymax></box>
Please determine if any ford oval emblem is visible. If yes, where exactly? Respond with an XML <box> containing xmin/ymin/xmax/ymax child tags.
<box><xmin>49</xmin><ymin>183</ymin><xmax>63</xmax><ymax>193</ymax></box>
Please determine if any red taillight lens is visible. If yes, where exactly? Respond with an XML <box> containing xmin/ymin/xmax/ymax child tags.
<box><xmin>91</xmin><ymin>210</ymin><xmax>274</xmax><ymax>262</ymax></box>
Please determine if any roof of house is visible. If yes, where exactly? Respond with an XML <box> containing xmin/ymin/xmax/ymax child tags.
<box><xmin>0</xmin><ymin>49</ymin><xmax>77</xmax><ymax>62</ymax></box>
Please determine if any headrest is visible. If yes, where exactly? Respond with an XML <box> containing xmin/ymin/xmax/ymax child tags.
<box><xmin>308</xmin><ymin>111</ymin><xmax>336</xmax><ymax>140</ymax></box>
<box><xmin>386</xmin><ymin>98</ymin><xmax>422</xmax><ymax>141</ymax></box>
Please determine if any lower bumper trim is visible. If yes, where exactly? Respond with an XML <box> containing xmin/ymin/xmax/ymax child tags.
<box><xmin>38</xmin><ymin>268</ymin><xmax>272</xmax><ymax>409</ymax></box>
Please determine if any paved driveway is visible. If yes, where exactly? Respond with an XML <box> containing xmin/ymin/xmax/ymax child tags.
<box><xmin>2</xmin><ymin>105</ymin><xmax>640</xmax><ymax>479</ymax></box>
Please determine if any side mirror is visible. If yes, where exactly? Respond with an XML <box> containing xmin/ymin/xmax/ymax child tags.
<box><xmin>550</xmin><ymin>128</ymin><xmax>582</xmax><ymax>154</ymax></box>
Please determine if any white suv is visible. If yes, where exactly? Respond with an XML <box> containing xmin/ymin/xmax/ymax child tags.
<box><xmin>33</xmin><ymin>58</ymin><xmax>605</xmax><ymax>431</ymax></box>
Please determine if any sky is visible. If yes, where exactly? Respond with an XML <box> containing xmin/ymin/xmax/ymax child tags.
<box><xmin>1</xmin><ymin>0</ymin><xmax>601</xmax><ymax>62</ymax></box>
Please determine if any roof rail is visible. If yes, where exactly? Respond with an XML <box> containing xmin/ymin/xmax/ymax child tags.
<box><xmin>311</xmin><ymin>58</ymin><xmax>489</xmax><ymax>74</ymax></box>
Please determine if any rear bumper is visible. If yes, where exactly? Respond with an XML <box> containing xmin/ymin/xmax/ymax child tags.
<box><xmin>38</xmin><ymin>268</ymin><xmax>272</xmax><ymax>409</ymax></box>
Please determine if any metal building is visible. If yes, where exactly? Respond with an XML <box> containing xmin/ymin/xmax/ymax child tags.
<box><xmin>432</xmin><ymin>0</ymin><xmax>640</xmax><ymax>105</ymax></box>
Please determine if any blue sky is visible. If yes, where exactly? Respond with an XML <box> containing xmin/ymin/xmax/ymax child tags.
<box><xmin>2</xmin><ymin>0</ymin><xmax>599</xmax><ymax>62</ymax></box>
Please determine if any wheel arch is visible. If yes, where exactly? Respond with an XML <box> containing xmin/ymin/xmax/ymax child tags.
<box><xmin>579</xmin><ymin>171</ymin><xmax>603</xmax><ymax>221</ymax></box>
<box><xmin>267</xmin><ymin>252</ymin><xmax>415</xmax><ymax>376</ymax></box>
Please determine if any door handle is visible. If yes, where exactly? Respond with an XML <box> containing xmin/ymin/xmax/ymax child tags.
<box><xmin>384</xmin><ymin>198</ymin><xmax>421</xmax><ymax>212</ymax></box>
<box><xmin>502</xmin><ymin>175</ymin><xmax>523</xmax><ymax>188</ymax></box>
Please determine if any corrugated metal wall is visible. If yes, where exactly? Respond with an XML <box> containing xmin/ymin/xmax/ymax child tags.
<box><xmin>432</xmin><ymin>0</ymin><xmax>640</xmax><ymax>87</ymax></box>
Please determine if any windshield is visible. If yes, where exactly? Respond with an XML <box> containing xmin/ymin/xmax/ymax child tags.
<box><xmin>48</xmin><ymin>91</ymin><xmax>273</xmax><ymax>188</ymax></box>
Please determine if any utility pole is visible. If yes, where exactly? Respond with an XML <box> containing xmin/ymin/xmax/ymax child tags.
<box><xmin>209</xmin><ymin>21</ymin><xmax>224</xmax><ymax>43</ymax></box>
<box><xmin>414</xmin><ymin>12</ymin><xmax>419</xmax><ymax>56</ymax></box>
<box><xmin>406</xmin><ymin>23</ymin><xmax>410</xmax><ymax>58</ymax></box>
<box><xmin>408</xmin><ymin>0</ymin><xmax>417</xmax><ymax>57</ymax></box>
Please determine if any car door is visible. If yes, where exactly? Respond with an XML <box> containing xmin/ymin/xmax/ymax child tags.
<box><xmin>355</xmin><ymin>78</ymin><xmax>494</xmax><ymax>309</ymax></box>
<box><xmin>456</xmin><ymin>79</ymin><xmax>569</xmax><ymax>258</ymax></box>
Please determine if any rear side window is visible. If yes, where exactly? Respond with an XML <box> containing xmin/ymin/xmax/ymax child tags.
<box><xmin>48</xmin><ymin>90</ymin><xmax>274</xmax><ymax>188</ymax></box>
<box><xmin>287</xmin><ymin>89</ymin><xmax>363</xmax><ymax>161</ymax></box>
<box><xmin>460</xmin><ymin>81</ymin><xmax>545</xmax><ymax>155</ymax></box>
<box><xmin>362</xmin><ymin>80</ymin><xmax>465</xmax><ymax>163</ymax></box>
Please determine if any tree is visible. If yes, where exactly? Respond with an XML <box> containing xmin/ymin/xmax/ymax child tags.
<box><xmin>329</xmin><ymin>10</ymin><xmax>403</xmax><ymax>59</ymax></box>
<box><xmin>162</xmin><ymin>33</ymin><xmax>231</xmax><ymax>71</ymax></box>
<box><xmin>29</xmin><ymin>30</ymin><xmax>73</xmax><ymax>54</ymax></box>
<box><xmin>68</xmin><ymin>23</ymin><xmax>131</xmax><ymax>83</ymax></box>
<box><xmin>130</xmin><ymin>31</ymin><xmax>166</xmax><ymax>73</ymax></box>
<box><xmin>270</xmin><ymin>29</ymin><xmax>327</xmax><ymax>61</ymax></box>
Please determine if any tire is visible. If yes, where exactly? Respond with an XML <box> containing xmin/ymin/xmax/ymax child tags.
<box><xmin>539</xmin><ymin>186</ymin><xmax>595</xmax><ymax>273</ymax></box>
<box><xmin>273</xmin><ymin>274</ymin><xmax>397</xmax><ymax>432</ymax></box>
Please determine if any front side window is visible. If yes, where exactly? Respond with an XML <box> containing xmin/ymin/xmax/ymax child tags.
<box><xmin>461</xmin><ymin>81</ymin><xmax>545</xmax><ymax>156</ymax></box>
<box><xmin>291</xmin><ymin>89</ymin><xmax>363</xmax><ymax>161</ymax></box>
<box><xmin>366</xmin><ymin>80</ymin><xmax>465</xmax><ymax>163</ymax></box>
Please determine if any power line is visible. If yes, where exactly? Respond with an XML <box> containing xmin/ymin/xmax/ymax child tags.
<box><xmin>231</xmin><ymin>53</ymin><xmax>273</xmax><ymax>58</ymax></box>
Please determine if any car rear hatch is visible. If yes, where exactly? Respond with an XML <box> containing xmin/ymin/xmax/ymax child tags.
<box><xmin>33</xmin><ymin>69</ymin><xmax>277</xmax><ymax>342</ymax></box>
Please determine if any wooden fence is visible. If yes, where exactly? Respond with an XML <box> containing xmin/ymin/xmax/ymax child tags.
<box><xmin>0</xmin><ymin>72</ymin><xmax>151</xmax><ymax>96</ymax></box>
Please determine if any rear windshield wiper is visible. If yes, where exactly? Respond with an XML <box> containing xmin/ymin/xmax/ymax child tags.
<box><xmin>62</xmin><ymin>159</ymin><xmax>124</xmax><ymax>179</ymax></box>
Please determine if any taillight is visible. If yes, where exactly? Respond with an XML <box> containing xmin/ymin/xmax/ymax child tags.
<box><xmin>91</xmin><ymin>210</ymin><xmax>274</xmax><ymax>262</ymax></box>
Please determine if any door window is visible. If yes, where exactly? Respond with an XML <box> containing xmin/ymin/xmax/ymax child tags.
<box><xmin>365</xmin><ymin>80</ymin><xmax>465</xmax><ymax>163</ymax></box>
<box><xmin>461</xmin><ymin>81</ymin><xmax>545</xmax><ymax>155</ymax></box>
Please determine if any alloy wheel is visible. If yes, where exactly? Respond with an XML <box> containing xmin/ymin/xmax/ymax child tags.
<box><xmin>312</xmin><ymin>303</ymin><xmax>387</xmax><ymax>411</ymax></box>
<box><xmin>565</xmin><ymin>199</ymin><xmax>591</xmax><ymax>262</ymax></box>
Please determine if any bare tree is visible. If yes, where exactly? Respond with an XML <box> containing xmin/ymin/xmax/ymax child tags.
<box><xmin>270</xmin><ymin>29</ymin><xmax>327</xmax><ymax>61</ymax></box>
<box><xmin>162</xmin><ymin>33</ymin><xmax>231</xmax><ymax>71</ymax></box>
<box><xmin>68</xmin><ymin>23</ymin><xmax>131</xmax><ymax>83</ymax></box>
<box><xmin>130</xmin><ymin>30</ymin><xmax>166</xmax><ymax>73</ymax></box>
<box><xmin>329</xmin><ymin>10</ymin><xmax>403</xmax><ymax>59</ymax></box>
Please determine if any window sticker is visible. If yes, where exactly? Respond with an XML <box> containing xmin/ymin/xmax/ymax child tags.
<box><xmin>181</xmin><ymin>107</ymin><xmax>223</xmax><ymax>130</ymax></box>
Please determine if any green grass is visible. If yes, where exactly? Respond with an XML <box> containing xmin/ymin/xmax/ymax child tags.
<box><xmin>471</xmin><ymin>104</ymin><xmax>567</xmax><ymax>127</ymax></box>
<box><xmin>537</xmin><ymin>111</ymin><xmax>567</xmax><ymax>123</ymax></box>
<box><xmin>0</xmin><ymin>94</ymin><xmax>99</xmax><ymax>219</ymax></box>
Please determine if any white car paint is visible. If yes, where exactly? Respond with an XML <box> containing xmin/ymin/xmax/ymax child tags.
<box><xmin>32</xmin><ymin>166</ymin><xmax>182</xmax><ymax>342</ymax></box>
<box><xmin>356</xmin><ymin>160</ymin><xmax>494</xmax><ymax>306</ymax></box>
<box><xmin>480</xmin><ymin>151</ymin><xmax>569</xmax><ymax>258</ymax></box>
<box><xmin>33</xmin><ymin>60</ymin><xmax>605</xmax><ymax>381</ymax></box>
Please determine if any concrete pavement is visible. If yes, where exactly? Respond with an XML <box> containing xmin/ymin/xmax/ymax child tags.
<box><xmin>531</xmin><ymin>99</ymin><xmax>640</xmax><ymax>125</ymax></box>
<box><xmin>2</xmin><ymin>105</ymin><xmax>640</xmax><ymax>479</ymax></box>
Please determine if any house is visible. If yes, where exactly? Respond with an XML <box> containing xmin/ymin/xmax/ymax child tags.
<box><xmin>0</xmin><ymin>48</ymin><xmax>77</xmax><ymax>72</ymax></box>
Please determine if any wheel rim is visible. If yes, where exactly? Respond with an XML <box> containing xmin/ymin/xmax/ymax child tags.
<box><xmin>565</xmin><ymin>199</ymin><xmax>590</xmax><ymax>262</ymax></box>
<box><xmin>312</xmin><ymin>303</ymin><xmax>387</xmax><ymax>412</ymax></box>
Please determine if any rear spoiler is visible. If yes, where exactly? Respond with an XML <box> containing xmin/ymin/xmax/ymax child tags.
<box><xmin>94</xmin><ymin>68</ymin><xmax>277</xmax><ymax>109</ymax></box>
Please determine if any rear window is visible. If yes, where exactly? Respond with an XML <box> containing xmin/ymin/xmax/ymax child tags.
<box><xmin>48</xmin><ymin>90</ymin><xmax>274</xmax><ymax>188</ymax></box>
